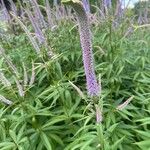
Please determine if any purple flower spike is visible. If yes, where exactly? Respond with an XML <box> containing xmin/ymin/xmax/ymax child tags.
<box><xmin>82</xmin><ymin>0</ymin><xmax>90</xmax><ymax>13</ymax></box>
<box><xmin>63</xmin><ymin>1</ymin><xmax>100</xmax><ymax>97</ymax></box>
<box><xmin>104</xmin><ymin>0</ymin><xmax>112</xmax><ymax>8</ymax></box>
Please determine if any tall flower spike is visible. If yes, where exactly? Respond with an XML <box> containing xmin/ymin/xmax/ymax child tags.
<box><xmin>82</xmin><ymin>0</ymin><xmax>90</xmax><ymax>13</ymax></box>
<box><xmin>62</xmin><ymin>0</ymin><xmax>100</xmax><ymax>96</ymax></box>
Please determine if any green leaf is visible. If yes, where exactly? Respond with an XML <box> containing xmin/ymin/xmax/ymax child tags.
<box><xmin>135</xmin><ymin>140</ymin><xmax>150</xmax><ymax>149</ymax></box>
<box><xmin>106</xmin><ymin>123</ymin><xmax>119</xmax><ymax>133</ymax></box>
<box><xmin>40</xmin><ymin>132</ymin><xmax>52</xmax><ymax>150</ymax></box>
<box><xmin>49</xmin><ymin>134</ymin><xmax>64</xmax><ymax>146</ymax></box>
<box><xmin>80</xmin><ymin>138</ymin><xmax>95</xmax><ymax>150</ymax></box>
<box><xmin>17</xmin><ymin>124</ymin><xmax>26</xmax><ymax>142</ymax></box>
<box><xmin>0</xmin><ymin>142</ymin><xmax>15</xmax><ymax>148</ymax></box>
<box><xmin>134</xmin><ymin>130</ymin><xmax>150</xmax><ymax>138</ymax></box>
<box><xmin>0</xmin><ymin>145</ymin><xmax>16</xmax><ymax>150</ymax></box>
<box><xmin>111</xmin><ymin>136</ymin><xmax>125</xmax><ymax>150</ymax></box>
<box><xmin>9</xmin><ymin>130</ymin><xmax>17</xmax><ymax>143</ymax></box>
<box><xmin>42</xmin><ymin>115</ymin><xmax>68</xmax><ymax>128</ymax></box>
<box><xmin>96</xmin><ymin>124</ymin><xmax>104</xmax><ymax>147</ymax></box>
<box><xmin>136</xmin><ymin>117</ymin><xmax>150</xmax><ymax>125</ymax></box>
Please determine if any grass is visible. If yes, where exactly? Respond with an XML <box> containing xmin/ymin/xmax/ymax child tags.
<box><xmin>0</xmin><ymin>7</ymin><xmax>150</xmax><ymax>150</ymax></box>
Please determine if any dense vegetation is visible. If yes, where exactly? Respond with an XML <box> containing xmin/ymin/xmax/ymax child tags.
<box><xmin>0</xmin><ymin>0</ymin><xmax>150</xmax><ymax>149</ymax></box>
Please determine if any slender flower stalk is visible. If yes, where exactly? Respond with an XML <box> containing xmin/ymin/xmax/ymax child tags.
<box><xmin>103</xmin><ymin>0</ymin><xmax>109</xmax><ymax>14</ymax></box>
<box><xmin>116</xmin><ymin>96</ymin><xmax>134</xmax><ymax>110</ymax></box>
<box><xmin>22</xmin><ymin>63</ymin><xmax>28</xmax><ymax>86</ymax></box>
<box><xmin>29</xmin><ymin>61</ymin><xmax>35</xmax><ymax>86</ymax></box>
<box><xmin>0</xmin><ymin>47</ymin><xmax>19</xmax><ymax>77</ymax></box>
<box><xmin>11</xmin><ymin>13</ymin><xmax>41</xmax><ymax>54</ymax></box>
<box><xmin>0</xmin><ymin>71</ymin><xmax>11</xmax><ymax>87</ymax></box>
<box><xmin>26</xmin><ymin>9</ymin><xmax>45</xmax><ymax>44</ymax></box>
<box><xmin>96</xmin><ymin>105</ymin><xmax>103</xmax><ymax>123</ymax></box>
<box><xmin>0</xmin><ymin>95</ymin><xmax>13</xmax><ymax>105</ymax></box>
<box><xmin>30</xmin><ymin>0</ymin><xmax>47</xmax><ymax>28</ymax></box>
<box><xmin>45</xmin><ymin>0</ymin><xmax>54</xmax><ymax>28</ymax></box>
<box><xmin>1</xmin><ymin>0</ymin><xmax>11</xmax><ymax>21</ymax></box>
<box><xmin>69</xmin><ymin>81</ymin><xmax>85</xmax><ymax>99</ymax></box>
<box><xmin>62</xmin><ymin>0</ymin><xmax>100</xmax><ymax>97</ymax></box>
<box><xmin>82</xmin><ymin>0</ymin><xmax>90</xmax><ymax>13</ymax></box>
<box><xmin>9</xmin><ymin>0</ymin><xmax>17</xmax><ymax>15</ymax></box>
<box><xmin>115</xmin><ymin>0</ymin><xmax>123</xmax><ymax>18</ymax></box>
<box><xmin>14</xmin><ymin>76</ymin><xmax>25</xmax><ymax>97</ymax></box>
<box><xmin>104</xmin><ymin>0</ymin><xmax>112</xmax><ymax>8</ymax></box>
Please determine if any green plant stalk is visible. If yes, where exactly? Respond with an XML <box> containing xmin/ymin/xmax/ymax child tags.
<box><xmin>96</xmin><ymin>124</ymin><xmax>104</xmax><ymax>150</ymax></box>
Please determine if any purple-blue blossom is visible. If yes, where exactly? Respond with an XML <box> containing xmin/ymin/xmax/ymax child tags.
<box><xmin>104</xmin><ymin>0</ymin><xmax>112</xmax><ymax>8</ymax></box>
<box><xmin>65</xmin><ymin>1</ymin><xmax>101</xmax><ymax>96</ymax></box>
<box><xmin>82</xmin><ymin>0</ymin><xmax>90</xmax><ymax>13</ymax></box>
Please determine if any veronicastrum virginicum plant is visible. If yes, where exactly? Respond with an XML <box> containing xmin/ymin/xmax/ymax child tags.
<box><xmin>62</xmin><ymin>0</ymin><xmax>101</xmax><ymax>97</ymax></box>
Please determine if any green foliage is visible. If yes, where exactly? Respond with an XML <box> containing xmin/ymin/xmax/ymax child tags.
<box><xmin>0</xmin><ymin>10</ymin><xmax>150</xmax><ymax>150</ymax></box>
